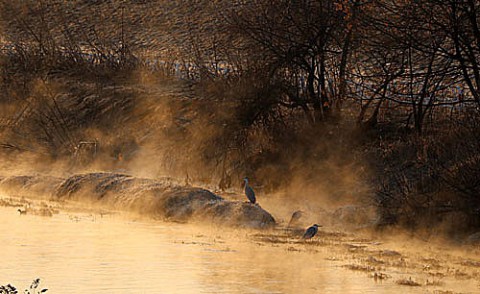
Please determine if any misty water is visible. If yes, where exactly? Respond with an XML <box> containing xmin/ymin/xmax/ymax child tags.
<box><xmin>0</xmin><ymin>204</ymin><xmax>478</xmax><ymax>293</ymax></box>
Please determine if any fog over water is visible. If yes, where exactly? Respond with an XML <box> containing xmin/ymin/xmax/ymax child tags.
<box><xmin>1</xmin><ymin>201</ymin><xmax>479</xmax><ymax>293</ymax></box>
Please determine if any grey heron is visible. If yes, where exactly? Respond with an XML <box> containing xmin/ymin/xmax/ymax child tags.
<box><xmin>302</xmin><ymin>224</ymin><xmax>321</xmax><ymax>239</ymax></box>
<box><xmin>287</xmin><ymin>210</ymin><xmax>304</xmax><ymax>228</ymax></box>
<box><xmin>243</xmin><ymin>177</ymin><xmax>256</xmax><ymax>204</ymax></box>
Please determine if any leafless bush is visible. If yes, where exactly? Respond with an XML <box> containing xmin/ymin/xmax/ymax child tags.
<box><xmin>375</xmin><ymin>111</ymin><xmax>480</xmax><ymax>231</ymax></box>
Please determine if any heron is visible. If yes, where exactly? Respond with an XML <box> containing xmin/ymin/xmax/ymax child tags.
<box><xmin>287</xmin><ymin>210</ymin><xmax>304</xmax><ymax>228</ymax></box>
<box><xmin>302</xmin><ymin>224</ymin><xmax>321</xmax><ymax>240</ymax></box>
<box><xmin>243</xmin><ymin>177</ymin><xmax>256</xmax><ymax>204</ymax></box>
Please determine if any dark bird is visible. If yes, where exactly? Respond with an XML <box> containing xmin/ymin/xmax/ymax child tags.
<box><xmin>302</xmin><ymin>224</ymin><xmax>321</xmax><ymax>239</ymax></box>
<box><xmin>243</xmin><ymin>177</ymin><xmax>256</xmax><ymax>204</ymax></box>
<box><xmin>287</xmin><ymin>210</ymin><xmax>304</xmax><ymax>228</ymax></box>
<box><xmin>17</xmin><ymin>208</ymin><xmax>27</xmax><ymax>215</ymax></box>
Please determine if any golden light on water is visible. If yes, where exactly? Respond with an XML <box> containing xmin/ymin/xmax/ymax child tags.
<box><xmin>1</xmin><ymin>200</ymin><xmax>479</xmax><ymax>293</ymax></box>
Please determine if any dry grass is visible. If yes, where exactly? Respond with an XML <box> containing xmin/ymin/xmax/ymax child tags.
<box><xmin>369</xmin><ymin>272</ymin><xmax>390</xmax><ymax>281</ymax></box>
<box><xmin>0</xmin><ymin>278</ymin><xmax>48</xmax><ymax>294</ymax></box>
<box><xmin>395</xmin><ymin>277</ymin><xmax>421</xmax><ymax>287</ymax></box>
<box><xmin>343</xmin><ymin>264</ymin><xmax>377</xmax><ymax>272</ymax></box>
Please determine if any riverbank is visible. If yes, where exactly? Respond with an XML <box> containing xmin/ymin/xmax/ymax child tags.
<box><xmin>0</xmin><ymin>172</ymin><xmax>275</xmax><ymax>228</ymax></box>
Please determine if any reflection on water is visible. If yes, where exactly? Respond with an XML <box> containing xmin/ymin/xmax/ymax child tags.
<box><xmin>0</xmin><ymin>205</ymin><xmax>469</xmax><ymax>293</ymax></box>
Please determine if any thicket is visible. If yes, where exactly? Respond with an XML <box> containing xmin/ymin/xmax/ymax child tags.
<box><xmin>0</xmin><ymin>0</ymin><xmax>479</xmax><ymax>233</ymax></box>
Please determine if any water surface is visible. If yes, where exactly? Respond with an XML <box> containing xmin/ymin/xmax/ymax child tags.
<box><xmin>0</xmin><ymin>205</ymin><xmax>476</xmax><ymax>293</ymax></box>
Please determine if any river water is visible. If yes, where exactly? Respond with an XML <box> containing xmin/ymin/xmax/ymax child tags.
<box><xmin>0</xmin><ymin>204</ymin><xmax>477</xmax><ymax>293</ymax></box>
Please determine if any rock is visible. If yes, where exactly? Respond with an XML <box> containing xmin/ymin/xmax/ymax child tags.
<box><xmin>1</xmin><ymin>172</ymin><xmax>276</xmax><ymax>228</ymax></box>
<box><xmin>332</xmin><ymin>205</ymin><xmax>376</xmax><ymax>227</ymax></box>
<box><xmin>0</xmin><ymin>175</ymin><xmax>62</xmax><ymax>197</ymax></box>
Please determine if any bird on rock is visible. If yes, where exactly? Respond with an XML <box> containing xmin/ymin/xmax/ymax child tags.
<box><xmin>243</xmin><ymin>177</ymin><xmax>256</xmax><ymax>204</ymax></box>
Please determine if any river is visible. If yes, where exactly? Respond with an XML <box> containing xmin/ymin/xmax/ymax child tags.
<box><xmin>0</xmin><ymin>200</ymin><xmax>478</xmax><ymax>293</ymax></box>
